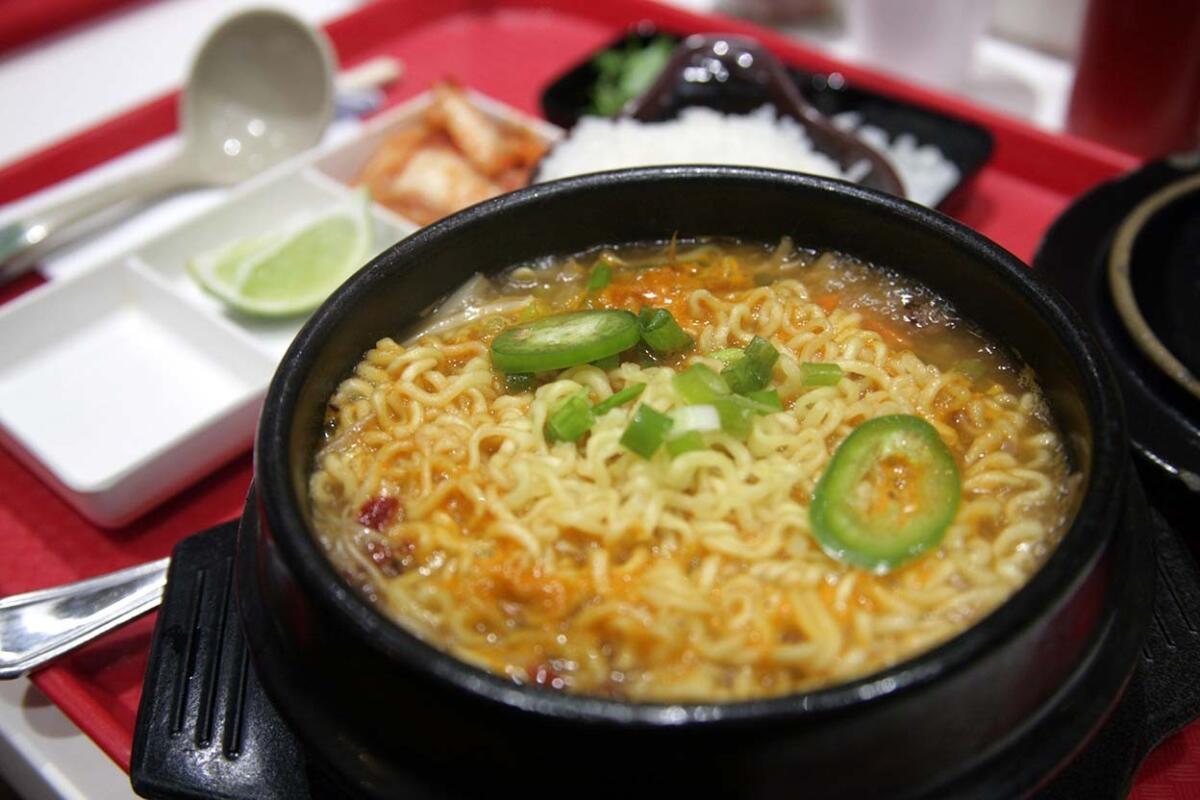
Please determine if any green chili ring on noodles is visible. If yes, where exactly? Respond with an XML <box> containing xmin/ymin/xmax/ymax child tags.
<box><xmin>810</xmin><ymin>414</ymin><xmax>961</xmax><ymax>573</ymax></box>
<box><xmin>491</xmin><ymin>310</ymin><xmax>640</xmax><ymax>373</ymax></box>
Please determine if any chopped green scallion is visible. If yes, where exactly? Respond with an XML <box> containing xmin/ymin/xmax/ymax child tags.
<box><xmin>638</xmin><ymin>307</ymin><xmax>694</xmax><ymax>355</ymax></box>
<box><xmin>588</xmin><ymin>263</ymin><xmax>613</xmax><ymax>292</ymax></box>
<box><xmin>545</xmin><ymin>389</ymin><xmax>595</xmax><ymax>443</ymax></box>
<box><xmin>712</xmin><ymin>395</ymin><xmax>757</xmax><ymax>439</ymax></box>
<box><xmin>709</xmin><ymin>348</ymin><xmax>745</xmax><ymax>364</ymax></box>
<box><xmin>672</xmin><ymin>363</ymin><xmax>731</xmax><ymax>404</ymax></box>
<box><xmin>620</xmin><ymin>404</ymin><xmax>673</xmax><ymax>458</ymax></box>
<box><xmin>593</xmin><ymin>383</ymin><xmax>647</xmax><ymax>416</ymax></box>
<box><xmin>722</xmin><ymin>336</ymin><xmax>780</xmax><ymax>394</ymax></box>
<box><xmin>746</xmin><ymin>388</ymin><xmax>783</xmax><ymax>411</ymax></box>
<box><xmin>801</xmin><ymin>362</ymin><xmax>844</xmax><ymax>386</ymax></box>
<box><xmin>669</xmin><ymin>404</ymin><xmax>721</xmax><ymax>434</ymax></box>
<box><xmin>666</xmin><ymin>430</ymin><xmax>706</xmax><ymax>457</ymax></box>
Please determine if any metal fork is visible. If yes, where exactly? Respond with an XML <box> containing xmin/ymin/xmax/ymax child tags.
<box><xmin>0</xmin><ymin>559</ymin><xmax>169</xmax><ymax>679</ymax></box>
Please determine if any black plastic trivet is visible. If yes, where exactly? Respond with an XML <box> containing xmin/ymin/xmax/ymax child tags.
<box><xmin>1038</xmin><ymin>501</ymin><xmax>1200</xmax><ymax>799</ymax></box>
<box><xmin>131</xmin><ymin>500</ymin><xmax>1200</xmax><ymax>800</ymax></box>
<box><xmin>130</xmin><ymin>522</ymin><xmax>311</xmax><ymax>800</ymax></box>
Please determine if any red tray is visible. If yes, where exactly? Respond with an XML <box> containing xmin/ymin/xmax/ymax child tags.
<box><xmin>2</xmin><ymin>0</ymin><xmax>1195</xmax><ymax>796</ymax></box>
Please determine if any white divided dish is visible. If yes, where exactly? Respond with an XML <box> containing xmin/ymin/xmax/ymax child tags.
<box><xmin>0</xmin><ymin>89</ymin><xmax>560</xmax><ymax>527</ymax></box>
<box><xmin>135</xmin><ymin>168</ymin><xmax>413</xmax><ymax>360</ymax></box>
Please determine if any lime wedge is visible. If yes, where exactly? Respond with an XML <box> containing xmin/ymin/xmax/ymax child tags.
<box><xmin>188</xmin><ymin>192</ymin><xmax>373</xmax><ymax>317</ymax></box>
<box><xmin>188</xmin><ymin>233</ymin><xmax>282</xmax><ymax>288</ymax></box>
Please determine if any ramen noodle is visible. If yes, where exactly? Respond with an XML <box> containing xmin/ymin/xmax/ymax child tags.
<box><xmin>309</xmin><ymin>239</ymin><xmax>1078</xmax><ymax>702</ymax></box>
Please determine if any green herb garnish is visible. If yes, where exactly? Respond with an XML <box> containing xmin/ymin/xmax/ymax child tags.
<box><xmin>545</xmin><ymin>389</ymin><xmax>595</xmax><ymax>443</ymax></box>
<box><xmin>721</xmin><ymin>336</ymin><xmax>780</xmax><ymax>394</ymax></box>
<box><xmin>588</xmin><ymin>37</ymin><xmax>676</xmax><ymax>117</ymax></box>
<box><xmin>639</xmin><ymin>307</ymin><xmax>693</xmax><ymax>355</ymax></box>
<box><xmin>672</xmin><ymin>363</ymin><xmax>731</xmax><ymax>404</ymax></box>
<box><xmin>620</xmin><ymin>404</ymin><xmax>673</xmax><ymax>458</ymax></box>
<box><xmin>588</xmin><ymin>263</ymin><xmax>613</xmax><ymax>292</ymax></box>
<box><xmin>594</xmin><ymin>383</ymin><xmax>647</xmax><ymax>416</ymax></box>
<box><xmin>801</xmin><ymin>362</ymin><xmax>843</xmax><ymax>386</ymax></box>
<box><xmin>666</xmin><ymin>430</ymin><xmax>706</xmax><ymax>457</ymax></box>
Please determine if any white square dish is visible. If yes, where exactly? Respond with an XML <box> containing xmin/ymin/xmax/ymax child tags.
<box><xmin>0</xmin><ymin>261</ymin><xmax>271</xmax><ymax>526</ymax></box>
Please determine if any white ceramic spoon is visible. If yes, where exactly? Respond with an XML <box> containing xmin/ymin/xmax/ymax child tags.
<box><xmin>0</xmin><ymin>7</ymin><xmax>336</xmax><ymax>283</ymax></box>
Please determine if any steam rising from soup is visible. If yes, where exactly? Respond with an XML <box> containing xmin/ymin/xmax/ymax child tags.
<box><xmin>308</xmin><ymin>239</ymin><xmax>1077</xmax><ymax>702</ymax></box>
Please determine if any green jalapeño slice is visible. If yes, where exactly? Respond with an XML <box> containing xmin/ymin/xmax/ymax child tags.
<box><xmin>491</xmin><ymin>310</ymin><xmax>640</xmax><ymax>374</ymax></box>
<box><xmin>810</xmin><ymin>414</ymin><xmax>960</xmax><ymax>573</ymax></box>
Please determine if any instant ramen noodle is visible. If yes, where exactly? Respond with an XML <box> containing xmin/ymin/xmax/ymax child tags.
<box><xmin>309</xmin><ymin>238</ymin><xmax>1079</xmax><ymax>702</ymax></box>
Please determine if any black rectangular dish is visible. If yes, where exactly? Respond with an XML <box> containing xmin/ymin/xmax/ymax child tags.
<box><xmin>538</xmin><ymin>28</ymin><xmax>994</xmax><ymax>210</ymax></box>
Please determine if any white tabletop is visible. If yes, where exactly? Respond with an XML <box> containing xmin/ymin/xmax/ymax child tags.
<box><xmin>0</xmin><ymin>1</ymin><xmax>1076</xmax><ymax>797</ymax></box>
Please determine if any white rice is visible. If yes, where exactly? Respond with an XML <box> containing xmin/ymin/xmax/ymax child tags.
<box><xmin>831</xmin><ymin>111</ymin><xmax>961</xmax><ymax>207</ymax></box>
<box><xmin>536</xmin><ymin>105</ymin><xmax>849</xmax><ymax>184</ymax></box>
<box><xmin>536</xmin><ymin>104</ymin><xmax>962</xmax><ymax>208</ymax></box>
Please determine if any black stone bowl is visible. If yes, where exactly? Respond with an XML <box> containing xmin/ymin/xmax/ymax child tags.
<box><xmin>241</xmin><ymin>167</ymin><xmax>1140</xmax><ymax>799</ymax></box>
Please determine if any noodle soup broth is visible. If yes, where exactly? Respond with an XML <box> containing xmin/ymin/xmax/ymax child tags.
<box><xmin>308</xmin><ymin>239</ymin><xmax>1078</xmax><ymax>703</ymax></box>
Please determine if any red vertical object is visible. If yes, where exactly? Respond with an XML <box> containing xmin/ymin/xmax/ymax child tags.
<box><xmin>1067</xmin><ymin>0</ymin><xmax>1200</xmax><ymax>157</ymax></box>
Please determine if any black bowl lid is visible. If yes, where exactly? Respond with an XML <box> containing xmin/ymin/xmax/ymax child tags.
<box><xmin>1034</xmin><ymin>157</ymin><xmax>1200</xmax><ymax>499</ymax></box>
